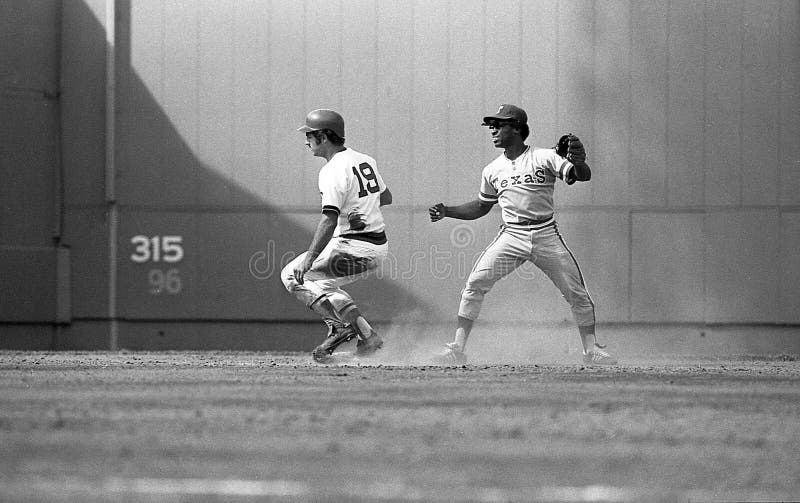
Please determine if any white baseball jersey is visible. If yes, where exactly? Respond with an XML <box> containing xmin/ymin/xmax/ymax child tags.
<box><xmin>478</xmin><ymin>146</ymin><xmax>574</xmax><ymax>224</ymax></box>
<box><xmin>319</xmin><ymin>148</ymin><xmax>387</xmax><ymax>242</ymax></box>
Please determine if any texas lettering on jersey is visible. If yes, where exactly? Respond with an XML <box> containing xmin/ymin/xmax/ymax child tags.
<box><xmin>497</xmin><ymin>168</ymin><xmax>548</xmax><ymax>188</ymax></box>
<box><xmin>479</xmin><ymin>146</ymin><xmax>573</xmax><ymax>224</ymax></box>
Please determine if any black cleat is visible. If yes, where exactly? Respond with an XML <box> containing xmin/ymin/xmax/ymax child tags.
<box><xmin>312</xmin><ymin>324</ymin><xmax>358</xmax><ymax>363</ymax></box>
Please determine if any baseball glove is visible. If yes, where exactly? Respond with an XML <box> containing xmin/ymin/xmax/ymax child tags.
<box><xmin>555</xmin><ymin>133</ymin><xmax>586</xmax><ymax>163</ymax></box>
<box><xmin>554</xmin><ymin>133</ymin><xmax>591</xmax><ymax>182</ymax></box>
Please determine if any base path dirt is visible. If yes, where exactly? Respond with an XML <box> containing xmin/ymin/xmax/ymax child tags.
<box><xmin>0</xmin><ymin>351</ymin><xmax>798</xmax><ymax>502</ymax></box>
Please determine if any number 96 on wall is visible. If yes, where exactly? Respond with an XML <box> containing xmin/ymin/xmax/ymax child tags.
<box><xmin>130</xmin><ymin>235</ymin><xmax>184</xmax><ymax>295</ymax></box>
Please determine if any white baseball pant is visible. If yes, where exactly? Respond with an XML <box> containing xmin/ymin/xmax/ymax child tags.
<box><xmin>458</xmin><ymin>222</ymin><xmax>595</xmax><ymax>327</ymax></box>
<box><xmin>282</xmin><ymin>237</ymin><xmax>388</xmax><ymax>316</ymax></box>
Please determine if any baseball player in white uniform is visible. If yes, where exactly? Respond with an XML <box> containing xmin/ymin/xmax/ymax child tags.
<box><xmin>429</xmin><ymin>104</ymin><xmax>617</xmax><ymax>365</ymax></box>
<box><xmin>282</xmin><ymin>109</ymin><xmax>392</xmax><ymax>363</ymax></box>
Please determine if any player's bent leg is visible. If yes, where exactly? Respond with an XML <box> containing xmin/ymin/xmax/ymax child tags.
<box><xmin>534</xmin><ymin>228</ymin><xmax>617</xmax><ymax>365</ymax></box>
<box><xmin>281</xmin><ymin>253</ymin><xmax>330</xmax><ymax>306</ymax></box>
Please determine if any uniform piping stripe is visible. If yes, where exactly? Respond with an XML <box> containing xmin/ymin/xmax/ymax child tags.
<box><xmin>322</xmin><ymin>205</ymin><xmax>340</xmax><ymax>215</ymax></box>
<box><xmin>553</xmin><ymin>224</ymin><xmax>596</xmax><ymax>322</ymax></box>
<box><xmin>467</xmin><ymin>227</ymin><xmax>506</xmax><ymax>277</ymax></box>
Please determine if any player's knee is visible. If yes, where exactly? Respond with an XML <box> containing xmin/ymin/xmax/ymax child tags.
<box><xmin>281</xmin><ymin>263</ymin><xmax>297</xmax><ymax>292</ymax></box>
<box><xmin>461</xmin><ymin>286</ymin><xmax>487</xmax><ymax>302</ymax></box>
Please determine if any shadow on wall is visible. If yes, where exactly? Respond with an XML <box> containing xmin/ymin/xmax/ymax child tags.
<box><xmin>67</xmin><ymin>1</ymin><xmax>436</xmax><ymax>349</ymax></box>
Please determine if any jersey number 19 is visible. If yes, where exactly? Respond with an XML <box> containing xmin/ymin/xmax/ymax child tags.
<box><xmin>353</xmin><ymin>163</ymin><xmax>379</xmax><ymax>197</ymax></box>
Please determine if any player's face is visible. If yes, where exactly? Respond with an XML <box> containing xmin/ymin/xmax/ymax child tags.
<box><xmin>486</xmin><ymin>121</ymin><xmax>517</xmax><ymax>148</ymax></box>
<box><xmin>305</xmin><ymin>132</ymin><xmax>324</xmax><ymax>157</ymax></box>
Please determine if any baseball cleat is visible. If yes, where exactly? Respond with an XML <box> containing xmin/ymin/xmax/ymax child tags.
<box><xmin>430</xmin><ymin>342</ymin><xmax>467</xmax><ymax>365</ymax></box>
<box><xmin>355</xmin><ymin>332</ymin><xmax>383</xmax><ymax>357</ymax></box>
<box><xmin>582</xmin><ymin>344</ymin><xmax>618</xmax><ymax>365</ymax></box>
<box><xmin>312</xmin><ymin>324</ymin><xmax>358</xmax><ymax>364</ymax></box>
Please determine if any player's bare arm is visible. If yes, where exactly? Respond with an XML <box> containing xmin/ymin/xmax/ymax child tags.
<box><xmin>428</xmin><ymin>199</ymin><xmax>493</xmax><ymax>222</ymax></box>
<box><xmin>294</xmin><ymin>211</ymin><xmax>338</xmax><ymax>284</ymax></box>
<box><xmin>379</xmin><ymin>187</ymin><xmax>393</xmax><ymax>206</ymax></box>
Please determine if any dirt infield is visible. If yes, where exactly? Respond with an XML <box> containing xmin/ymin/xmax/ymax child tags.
<box><xmin>1</xmin><ymin>350</ymin><xmax>799</xmax><ymax>503</ymax></box>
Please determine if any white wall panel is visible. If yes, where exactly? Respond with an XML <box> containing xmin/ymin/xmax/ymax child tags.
<box><xmin>520</xmin><ymin>1</ymin><xmax>559</xmax><ymax>156</ymax></box>
<box><xmin>341</xmin><ymin>0</ymin><xmax>378</xmax><ymax>156</ymax></box>
<box><xmin>666</xmin><ymin>0</ymin><xmax>705</xmax><ymax>208</ymax></box>
<box><xmin>591</xmin><ymin>0</ymin><xmax>629</xmax><ymax>207</ymax></box>
<box><xmin>266</xmin><ymin>0</ymin><xmax>306</xmax><ymax>207</ymax></box>
<box><xmin>631</xmin><ymin>213</ymin><xmax>704</xmax><ymax>322</ymax></box>
<box><xmin>779</xmin><ymin>212</ymin><xmax>800</xmax><ymax>323</ymax></box>
<box><xmin>741</xmin><ymin>1</ymin><xmax>780</xmax><ymax>207</ymax></box>
<box><xmin>704</xmin><ymin>0</ymin><xmax>743</xmax><ymax>207</ymax></box>
<box><xmin>555</xmin><ymin>0</ymin><xmax>595</xmax><ymax>207</ymax></box>
<box><xmin>560</xmin><ymin>211</ymin><xmax>631</xmax><ymax>322</ymax></box>
<box><xmin>101</xmin><ymin>0</ymin><xmax>800</xmax><ymax>326</ymax></box>
<box><xmin>779</xmin><ymin>1</ymin><xmax>800</xmax><ymax>206</ymax></box>
<box><xmin>161</xmin><ymin>0</ymin><xmax>201</xmax><ymax>205</ymax></box>
<box><xmin>704</xmin><ymin>210</ymin><xmax>780</xmax><ymax>323</ymax></box>
<box><xmin>232</xmin><ymin>0</ymin><xmax>270</xmax><ymax>205</ymax></box>
<box><xmin>411</xmin><ymin>1</ymin><xmax>449</xmax><ymax>207</ymax></box>
<box><xmin>375</xmin><ymin>2</ymin><xmax>414</xmax><ymax>207</ymax></box>
<box><xmin>449</xmin><ymin>0</ymin><xmax>487</xmax><ymax>202</ymax></box>
<box><xmin>630</xmin><ymin>1</ymin><xmax>667</xmax><ymax>207</ymax></box>
<box><xmin>197</xmin><ymin>2</ymin><xmax>235</xmax><ymax>204</ymax></box>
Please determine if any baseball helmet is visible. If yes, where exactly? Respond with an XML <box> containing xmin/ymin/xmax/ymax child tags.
<box><xmin>297</xmin><ymin>109</ymin><xmax>345</xmax><ymax>138</ymax></box>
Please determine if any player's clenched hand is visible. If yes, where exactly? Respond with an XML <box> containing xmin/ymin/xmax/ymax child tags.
<box><xmin>429</xmin><ymin>203</ymin><xmax>447</xmax><ymax>222</ymax></box>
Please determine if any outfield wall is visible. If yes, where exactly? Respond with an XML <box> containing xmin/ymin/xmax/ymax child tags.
<box><xmin>1</xmin><ymin>0</ymin><xmax>799</xmax><ymax>350</ymax></box>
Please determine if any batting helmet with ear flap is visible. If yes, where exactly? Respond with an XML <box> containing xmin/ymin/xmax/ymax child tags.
<box><xmin>297</xmin><ymin>109</ymin><xmax>345</xmax><ymax>138</ymax></box>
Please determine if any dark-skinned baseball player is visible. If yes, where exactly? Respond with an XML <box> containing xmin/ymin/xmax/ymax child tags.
<box><xmin>428</xmin><ymin>104</ymin><xmax>617</xmax><ymax>366</ymax></box>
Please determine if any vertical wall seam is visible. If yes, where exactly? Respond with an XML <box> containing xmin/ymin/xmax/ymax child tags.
<box><xmin>373</xmin><ymin>0</ymin><xmax>379</xmax><ymax>152</ymax></box>
<box><xmin>53</xmin><ymin>0</ymin><xmax>64</xmax><ymax>242</ymax></box>
<box><xmin>409</xmin><ymin>1</ymin><xmax>416</xmax><ymax>230</ymax></box>
<box><xmin>665</xmin><ymin>0</ymin><xmax>671</xmax><ymax>207</ymax></box>
<box><xmin>195</xmin><ymin>3</ymin><xmax>201</xmax><ymax>181</ymax></box>
<box><xmin>593</xmin><ymin>0</ymin><xmax>599</xmax><ymax>206</ymax></box>
<box><xmin>702</xmin><ymin>0</ymin><xmax>708</xmax><ymax>323</ymax></box>
<box><xmin>627</xmin><ymin>0</ymin><xmax>632</xmax><ymax>208</ymax></box>
<box><xmin>776</xmin><ymin>0</ymin><xmax>783</xmax><ymax>206</ymax></box>
<box><xmin>301</xmin><ymin>0</ymin><xmax>307</xmax><ymax>198</ymax></box>
<box><xmin>231</xmin><ymin>0</ymin><xmax>237</xmax><ymax>202</ymax></box>
<box><xmin>338</xmin><ymin>0</ymin><xmax>343</xmax><ymax>111</ymax></box>
<box><xmin>628</xmin><ymin>2</ymin><xmax>634</xmax><ymax>321</ymax></box>
<box><xmin>739</xmin><ymin>0</ymin><xmax>744</xmax><ymax>208</ymax></box>
<box><xmin>554</xmin><ymin>0</ymin><xmax>560</xmax><ymax>131</ymax></box>
<box><xmin>266</xmin><ymin>0</ymin><xmax>271</xmax><ymax>201</ymax></box>
<box><xmin>445</xmin><ymin>0</ymin><xmax>451</xmax><ymax>200</ymax></box>
<box><xmin>482</xmin><ymin>0</ymin><xmax>487</xmax><ymax>114</ymax></box>
<box><xmin>518</xmin><ymin>0</ymin><xmax>522</xmax><ymax>101</ymax></box>
<box><xmin>105</xmin><ymin>0</ymin><xmax>118</xmax><ymax>350</ymax></box>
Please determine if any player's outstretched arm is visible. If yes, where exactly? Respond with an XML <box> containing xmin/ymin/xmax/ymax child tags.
<box><xmin>429</xmin><ymin>200</ymin><xmax>493</xmax><ymax>222</ymax></box>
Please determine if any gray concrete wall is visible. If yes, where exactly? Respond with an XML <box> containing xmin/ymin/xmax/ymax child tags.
<box><xmin>1</xmin><ymin>0</ymin><xmax>799</xmax><ymax>350</ymax></box>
